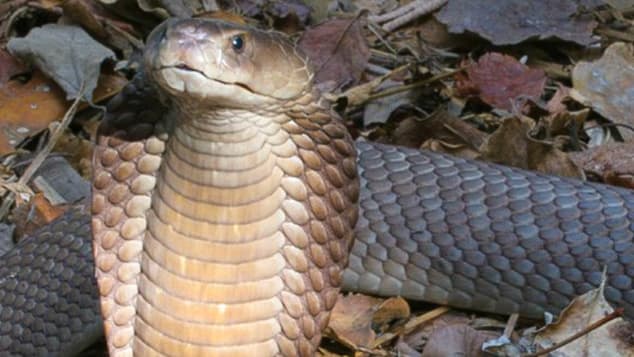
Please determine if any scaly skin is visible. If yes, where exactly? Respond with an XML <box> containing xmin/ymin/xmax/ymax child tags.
<box><xmin>93</xmin><ymin>18</ymin><xmax>358</xmax><ymax>356</ymax></box>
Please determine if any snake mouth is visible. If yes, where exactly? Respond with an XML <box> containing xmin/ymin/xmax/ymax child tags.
<box><xmin>161</xmin><ymin>64</ymin><xmax>256</xmax><ymax>94</ymax></box>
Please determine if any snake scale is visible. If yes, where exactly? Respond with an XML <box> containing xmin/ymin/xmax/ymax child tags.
<box><xmin>0</xmin><ymin>17</ymin><xmax>632</xmax><ymax>356</ymax></box>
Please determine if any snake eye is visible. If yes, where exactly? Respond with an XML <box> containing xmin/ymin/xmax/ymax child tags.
<box><xmin>231</xmin><ymin>35</ymin><xmax>244</xmax><ymax>52</ymax></box>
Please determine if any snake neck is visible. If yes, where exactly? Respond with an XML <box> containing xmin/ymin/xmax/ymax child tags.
<box><xmin>135</xmin><ymin>100</ymin><xmax>359</xmax><ymax>356</ymax></box>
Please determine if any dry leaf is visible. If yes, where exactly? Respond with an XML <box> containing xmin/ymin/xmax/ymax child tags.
<box><xmin>570</xmin><ymin>142</ymin><xmax>634</xmax><ymax>189</ymax></box>
<box><xmin>362</xmin><ymin>80</ymin><xmax>415</xmax><ymax>125</ymax></box>
<box><xmin>546</xmin><ymin>85</ymin><xmax>573</xmax><ymax>114</ymax></box>
<box><xmin>326</xmin><ymin>294</ymin><xmax>382</xmax><ymax>349</ymax></box>
<box><xmin>8</xmin><ymin>24</ymin><xmax>116</xmax><ymax>101</ymax></box>
<box><xmin>0</xmin><ymin>49</ymin><xmax>27</xmax><ymax>83</ymax></box>
<box><xmin>526</xmin><ymin>138</ymin><xmax>585</xmax><ymax>179</ymax></box>
<box><xmin>534</xmin><ymin>275</ymin><xmax>633</xmax><ymax>357</ymax></box>
<box><xmin>572</xmin><ymin>42</ymin><xmax>634</xmax><ymax>142</ymax></box>
<box><xmin>12</xmin><ymin>193</ymin><xmax>66</xmax><ymax>240</ymax></box>
<box><xmin>421</xmin><ymin>324</ymin><xmax>498</xmax><ymax>357</ymax></box>
<box><xmin>436</xmin><ymin>0</ymin><xmax>598</xmax><ymax>46</ymax></box>
<box><xmin>373</xmin><ymin>296</ymin><xmax>410</xmax><ymax>328</ymax></box>
<box><xmin>456</xmin><ymin>53</ymin><xmax>546</xmax><ymax>111</ymax></box>
<box><xmin>386</xmin><ymin>110</ymin><xmax>485</xmax><ymax>159</ymax></box>
<box><xmin>298</xmin><ymin>17</ymin><xmax>370</xmax><ymax>90</ymax></box>
<box><xmin>479</xmin><ymin>116</ymin><xmax>534</xmax><ymax>169</ymax></box>
<box><xmin>479</xmin><ymin>116</ymin><xmax>584</xmax><ymax>179</ymax></box>
<box><xmin>0</xmin><ymin>71</ymin><xmax>126</xmax><ymax>155</ymax></box>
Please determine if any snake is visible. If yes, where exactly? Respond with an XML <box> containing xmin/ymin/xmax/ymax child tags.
<box><xmin>0</xmin><ymin>17</ymin><xmax>633</xmax><ymax>356</ymax></box>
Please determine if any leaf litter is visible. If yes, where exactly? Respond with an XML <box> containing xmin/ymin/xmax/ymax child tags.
<box><xmin>0</xmin><ymin>0</ymin><xmax>633</xmax><ymax>356</ymax></box>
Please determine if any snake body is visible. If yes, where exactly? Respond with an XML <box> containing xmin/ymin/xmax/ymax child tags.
<box><xmin>0</xmin><ymin>17</ymin><xmax>633</xmax><ymax>356</ymax></box>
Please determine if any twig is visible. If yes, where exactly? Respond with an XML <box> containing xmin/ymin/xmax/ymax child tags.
<box><xmin>502</xmin><ymin>313</ymin><xmax>519</xmax><ymax>339</ymax></box>
<box><xmin>363</xmin><ymin>67</ymin><xmax>463</xmax><ymax>104</ymax></box>
<box><xmin>372</xmin><ymin>306</ymin><xmax>451</xmax><ymax>348</ymax></box>
<box><xmin>523</xmin><ymin>308</ymin><xmax>624</xmax><ymax>357</ymax></box>
<box><xmin>369</xmin><ymin>0</ymin><xmax>448</xmax><ymax>32</ymax></box>
<box><xmin>367</xmin><ymin>22</ymin><xmax>397</xmax><ymax>54</ymax></box>
<box><xmin>0</xmin><ymin>83</ymin><xmax>86</xmax><ymax>220</ymax></box>
<box><xmin>369</xmin><ymin>1</ymin><xmax>418</xmax><ymax>23</ymax></box>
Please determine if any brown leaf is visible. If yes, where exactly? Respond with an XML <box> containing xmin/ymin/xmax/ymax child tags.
<box><xmin>389</xmin><ymin>110</ymin><xmax>486</xmax><ymax>160</ymax></box>
<box><xmin>456</xmin><ymin>53</ymin><xmax>546</xmax><ymax>111</ymax></box>
<box><xmin>0</xmin><ymin>71</ymin><xmax>126</xmax><ymax>155</ymax></box>
<box><xmin>373</xmin><ymin>297</ymin><xmax>410</xmax><ymax>328</ymax></box>
<box><xmin>233</xmin><ymin>0</ymin><xmax>311</xmax><ymax>31</ymax></box>
<box><xmin>0</xmin><ymin>71</ymin><xmax>69</xmax><ymax>154</ymax></box>
<box><xmin>534</xmin><ymin>275</ymin><xmax>633</xmax><ymax>357</ymax></box>
<box><xmin>0</xmin><ymin>49</ymin><xmax>27</xmax><ymax>83</ymax></box>
<box><xmin>326</xmin><ymin>294</ymin><xmax>382</xmax><ymax>349</ymax></box>
<box><xmin>298</xmin><ymin>17</ymin><xmax>370</xmax><ymax>90</ymax></box>
<box><xmin>541</xmin><ymin>108</ymin><xmax>589</xmax><ymax>137</ymax></box>
<box><xmin>546</xmin><ymin>85</ymin><xmax>573</xmax><ymax>114</ymax></box>
<box><xmin>331</xmin><ymin>64</ymin><xmax>409</xmax><ymax>108</ymax></box>
<box><xmin>526</xmin><ymin>138</ymin><xmax>585</xmax><ymax>179</ymax></box>
<box><xmin>479</xmin><ymin>116</ymin><xmax>533</xmax><ymax>169</ymax></box>
<box><xmin>570</xmin><ymin>142</ymin><xmax>634</xmax><ymax>189</ymax></box>
<box><xmin>60</xmin><ymin>0</ymin><xmax>144</xmax><ymax>55</ymax></box>
<box><xmin>436</xmin><ymin>0</ymin><xmax>598</xmax><ymax>46</ymax></box>
<box><xmin>479</xmin><ymin>116</ymin><xmax>584</xmax><ymax>179</ymax></box>
<box><xmin>572</xmin><ymin>42</ymin><xmax>634</xmax><ymax>142</ymax></box>
<box><xmin>421</xmin><ymin>324</ymin><xmax>498</xmax><ymax>357</ymax></box>
<box><xmin>53</xmin><ymin>129</ymin><xmax>94</xmax><ymax>179</ymax></box>
<box><xmin>415</xmin><ymin>16</ymin><xmax>474</xmax><ymax>49</ymax></box>
<box><xmin>12</xmin><ymin>193</ymin><xmax>66</xmax><ymax>240</ymax></box>
<box><xmin>362</xmin><ymin>80</ymin><xmax>416</xmax><ymax>126</ymax></box>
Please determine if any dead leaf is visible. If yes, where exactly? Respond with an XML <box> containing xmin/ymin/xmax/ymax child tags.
<box><xmin>479</xmin><ymin>116</ymin><xmax>534</xmax><ymax>169</ymax></box>
<box><xmin>534</xmin><ymin>275</ymin><xmax>634</xmax><ymax>357</ymax></box>
<box><xmin>135</xmin><ymin>0</ymin><xmax>191</xmax><ymax>17</ymax></box>
<box><xmin>53</xmin><ymin>128</ymin><xmax>94</xmax><ymax>179</ymax></box>
<box><xmin>330</xmin><ymin>65</ymin><xmax>409</xmax><ymax>108</ymax></box>
<box><xmin>298</xmin><ymin>17</ymin><xmax>370</xmax><ymax>90</ymax></box>
<box><xmin>327</xmin><ymin>294</ymin><xmax>382</xmax><ymax>349</ymax></box>
<box><xmin>415</xmin><ymin>16</ymin><xmax>474</xmax><ymax>49</ymax></box>
<box><xmin>373</xmin><ymin>296</ymin><xmax>410</xmax><ymax>328</ymax></box>
<box><xmin>353</xmin><ymin>0</ymin><xmax>399</xmax><ymax>15</ymax></box>
<box><xmin>546</xmin><ymin>85</ymin><xmax>573</xmax><ymax>114</ymax></box>
<box><xmin>436</xmin><ymin>0</ymin><xmax>598</xmax><ymax>46</ymax></box>
<box><xmin>541</xmin><ymin>108</ymin><xmax>589</xmax><ymax>138</ymax></box>
<box><xmin>570</xmin><ymin>142</ymin><xmax>634</xmax><ymax>188</ymax></box>
<box><xmin>0</xmin><ymin>72</ymin><xmax>68</xmax><ymax>154</ymax></box>
<box><xmin>61</xmin><ymin>0</ymin><xmax>144</xmax><ymax>56</ymax></box>
<box><xmin>362</xmin><ymin>79</ymin><xmax>415</xmax><ymax>125</ymax></box>
<box><xmin>479</xmin><ymin>116</ymin><xmax>584</xmax><ymax>179</ymax></box>
<box><xmin>456</xmin><ymin>53</ymin><xmax>546</xmax><ymax>112</ymax></box>
<box><xmin>388</xmin><ymin>110</ymin><xmax>485</xmax><ymax>159</ymax></box>
<box><xmin>421</xmin><ymin>324</ymin><xmax>498</xmax><ymax>357</ymax></box>
<box><xmin>224</xmin><ymin>0</ymin><xmax>312</xmax><ymax>32</ymax></box>
<box><xmin>527</xmin><ymin>138</ymin><xmax>585</xmax><ymax>179</ymax></box>
<box><xmin>12</xmin><ymin>193</ymin><xmax>66</xmax><ymax>240</ymax></box>
<box><xmin>572</xmin><ymin>42</ymin><xmax>634</xmax><ymax>142</ymax></box>
<box><xmin>7</xmin><ymin>24</ymin><xmax>116</xmax><ymax>101</ymax></box>
<box><xmin>0</xmin><ymin>49</ymin><xmax>27</xmax><ymax>83</ymax></box>
<box><xmin>0</xmin><ymin>71</ymin><xmax>126</xmax><ymax>155</ymax></box>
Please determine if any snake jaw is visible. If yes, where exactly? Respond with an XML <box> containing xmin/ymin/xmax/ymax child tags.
<box><xmin>145</xmin><ymin>17</ymin><xmax>312</xmax><ymax>106</ymax></box>
<box><xmin>153</xmin><ymin>63</ymin><xmax>272</xmax><ymax>109</ymax></box>
<box><xmin>165</xmin><ymin>63</ymin><xmax>257</xmax><ymax>94</ymax></box>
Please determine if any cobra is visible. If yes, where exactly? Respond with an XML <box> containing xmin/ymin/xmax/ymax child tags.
<box><xmin>0</xmin><ymin>18</ymin><xmax>632</xmax><ymax>356</ymax></box>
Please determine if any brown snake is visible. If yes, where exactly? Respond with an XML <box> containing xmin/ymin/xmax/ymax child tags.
<box><xmin>0</xmin><ymin>17</ymin><xmax>632</xmax><ymax>356</ymax></box>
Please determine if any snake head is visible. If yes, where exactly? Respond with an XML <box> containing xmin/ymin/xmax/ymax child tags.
<box><xmin>144</xmin><ymin>18</ymin><xmax>313</xmax><ymax>108</ymax></box>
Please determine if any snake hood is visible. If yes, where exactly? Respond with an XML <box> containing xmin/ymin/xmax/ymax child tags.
<box><xmin>144</xmin><ymin>18</ymin><xmax>313</xmax><ymax>108</ymax></box>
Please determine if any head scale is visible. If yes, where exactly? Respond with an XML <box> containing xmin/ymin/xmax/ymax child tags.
<box><xmin>144</xmin><ymin>18</ymin><xmax>313</xmax><ymax>108</ymax></box>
